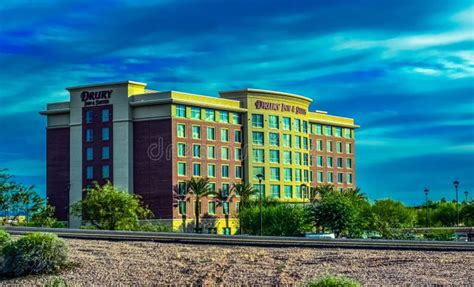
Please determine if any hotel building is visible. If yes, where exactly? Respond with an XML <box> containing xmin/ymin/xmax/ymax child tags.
<box><xmin>41</xmin><ymin>81</ymin><xmax>359</xmax><ymax>233</ymax></box>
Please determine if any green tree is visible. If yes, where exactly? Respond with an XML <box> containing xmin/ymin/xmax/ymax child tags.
<box><xmin>71</xmin><ymin>182</ymin><xmax>152</xmax><ymax>230</ymax></box>
<box><xmin>369</xmin><ymin>199</ymin><xmax>416</xmax><ymax>239</ymax></box>
<box><xmin>184</xmin><ymin>177</ymin><xmax>215</xmax><ymax>233</ymax></box>
<box><xmin>30</xmin><ymin>205</ymin><xmax>64</xmax><ymax>228</ymax></box>
<box><xmin>229</xmin><ymin>182</ymin><xmax>258</xmax><ymax>234</ymax></box>
<box><xmin>460</xmin><ymin>201</ymin><xmax>474</xmax><ymax>226</ymax></box>
<box><xmin>431</xmin><ymin>201</ymin><xmax>457</xmax><ymax>227</ymax></box>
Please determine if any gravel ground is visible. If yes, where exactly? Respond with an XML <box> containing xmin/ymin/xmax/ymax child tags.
<box><xmin>1</xmin><ymin>238</ymin><xmax>473</xmax><ymax>286</ymax></box>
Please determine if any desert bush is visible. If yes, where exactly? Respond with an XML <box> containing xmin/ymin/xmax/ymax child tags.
<box><xmin>306</xmin><ymin>275</ymin><xmax>360</xmax><ymax>287</ymax></box>
<box><xmin>0</xmin><ymin>229</ymin><xmax>11</xmax><ymax>248</ymax></box>
<box><xmin>423</xmin><ymin>229</ymin><xmax>455</xmax><ymax>241</ymax></box>
<box><xmin>1</xmin><ymin>232</ymin><xmax>68</xmax><ymax>277</ymax></box>
<box><xmin>133</xmin><ymin>223</ymin><xmax>173</xmax><ymax>233</ymax></box>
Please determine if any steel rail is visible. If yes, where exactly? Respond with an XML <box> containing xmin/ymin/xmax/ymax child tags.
<box><xmin>3</xmin><ymin>226</ymin><xmax>474</xmax><ymax>252</ymax></box>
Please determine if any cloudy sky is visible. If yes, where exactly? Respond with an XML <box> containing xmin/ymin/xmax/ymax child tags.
<box><xmin>1</xmin><ymin>0</ymin><xmax>473</xmax><ymax>204</ymax></box>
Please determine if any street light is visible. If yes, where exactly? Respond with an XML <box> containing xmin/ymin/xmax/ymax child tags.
<box><xmin>465</xmin><ymin>191</ymin><xmax>469</xmax><ymax>203</ymax></box>
<box><xmin>424</xmin><ymin>189</ymin><xmax>429</xmax><ymax>227</ymax></box>
<box><xmin>301</xmin><ymin>183</ymin><xmax>308</xmax><ymax>206</ymax></box>
<box><xmin>453</xmin><ymin>181</ymin><xmax>460</xmax><ymax>226</ymax></box>
<box><xmin>256</xmin><ymin>173</ymin><xmax>264</xmax><ymax>236</ymax></box>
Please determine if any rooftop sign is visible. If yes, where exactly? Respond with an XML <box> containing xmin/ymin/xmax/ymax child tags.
<box><xmin>81</xmin><ymin>90</ymin><xmax>113</xmax><ymax>106</ymax></box>
<box><xmin>255</xmin><ymin>100</ymin><xmax>306</xmax><ymax>115</ymax></box>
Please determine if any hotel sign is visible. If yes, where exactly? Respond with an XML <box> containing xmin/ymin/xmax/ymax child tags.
<box><xmin>81</xmin><ymin>90</ymin><xmax>113</xmax><ymax>106</ymax></box>
<box><xmin>255</xmin><ymin>100</ymin><xmax>306</xmax><ymax>115</ymax></box>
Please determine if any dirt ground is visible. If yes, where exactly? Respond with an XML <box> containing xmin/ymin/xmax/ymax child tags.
<box><xmin>1</xmin><ymin>238</ymin><xmax>473</xmax><ymax>286</ymax></box>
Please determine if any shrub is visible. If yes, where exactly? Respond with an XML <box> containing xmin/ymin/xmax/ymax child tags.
<box><xmin>0</xmin><ymin>229</ymin><xmax>11</xmax><ymax>248</ymax></box>
<box><xmin>1</xmin><ymin>232</ymin><xmax>68</xmax><ymax>277</ymax></box>
<box><xmin>424</xmin><ymin>229</ymin><xmax>455</xmax><ymax>241</ymax></box>
<box><xmin>133</xmin><ymin>223</ymin><xmax>173</xmax><ymax>233</ymax></box>
<box><xmin>307</xmin><ymin>275</ymin><xmax>360</xmax><ymax>287</ymax></box>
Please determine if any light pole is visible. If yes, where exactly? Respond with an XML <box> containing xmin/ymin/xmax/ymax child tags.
<box><xmin>424</xmin><ymin>189</ymin><xmax>429</xmax><ymax>227</ymax></box>
<box><xmin>453</xmin><ymin>181</ymin><xmax>459</xmax><ymax>226</ymax></box>
<box><xmin>465</xmin><ymin>191</ymin><xmax>469</xmax><ymax>203</ymax></box>
<box><xmin>301</xmin><ymin>183</ymin><xmax>308</xmax><ymax>206</ymax></box>
<box><xmin>256</xmin><ymin>173</ymin><xmax>264</xmax><ymax>236</ymax></box>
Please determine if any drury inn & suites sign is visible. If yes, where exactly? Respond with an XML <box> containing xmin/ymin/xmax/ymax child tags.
<box><xmin>255</xmin><ymin>100</ymin><xmax>307</xmax><ymax>115</ymax></box>
<box><xmin>81</xmin><ymin>90</ymin><xmax>113</xmax><ymax>106</ymax></box>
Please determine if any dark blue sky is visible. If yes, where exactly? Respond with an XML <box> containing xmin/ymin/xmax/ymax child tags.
<box><xmin>1</xmin><ymin>0</ymin><xmax>473</xmax><ymax>205</ymax></box>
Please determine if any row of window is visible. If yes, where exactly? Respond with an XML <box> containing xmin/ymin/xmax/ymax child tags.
<box><xmin>177</xmin><ymin>162</ymin><xmax>243</xmax><ymax>178</ymax></box>
<box><xmin>85</xmin><ymin>165</ymin><xmax>110</xmax><ymax>179</ymax></box>
<box><xmin>177</xmin><ymin>124</ymin><xmax>242</xmax><ymax>142</ymax></box>
<box><xmin>85</xmin><ymin>109</ymin><xmax>111</xmax><ymax>124</ymax></box>
<box><xmin>175</xmin><ymin>105</ymin><xmax>242</xmax><ymax>124</ymax></box>
<box><xmin>312</xmin><ymin>139</ymin><xmax>353</xmax><ymax>153</ymax></box>
<box><xmin>85</xmin><ymin>128</ymin><xmax>110</xmax><ymax>142</ymax></box>
<box><xmin>251</xmin><ymin>114</ymin><xmax>353</xmax><ymax>138</ymax></box>
<box><xmin>315</xmin><ymin>156</ymin><xmax>353</xmax><ymax>169</ymax></box>
<box><xmin>252</xmin><ymin>167</ymin><xmax>354</xmax><ymax>184</ymax></box>
<box><xmin>252</xmin><ymin>149</ymin><xmax>310</xmax><ymax>166</ymax></box>
<box><xmin>177</xmin><ymin>143</ymin><xmax>242</xmax><ymax>161</ymax></box>
<box><xmin>177</xmin><ymin>200</ymin><xmax>235</xmax><ymax>216</ymax></box>
<box><xmin>86</xmin><ymin>146</ymin><xmax>110</xmax><ymax>161</ymax></box>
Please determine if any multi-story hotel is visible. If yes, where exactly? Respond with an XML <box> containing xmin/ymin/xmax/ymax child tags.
<box><xmin>41</xmin><ymin>81</ymin><xmax>359</xmax><ymax>233</ymax></box>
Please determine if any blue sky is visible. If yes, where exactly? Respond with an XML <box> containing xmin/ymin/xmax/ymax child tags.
<box><xmin>0</xmin><ymin>0</ymin><xmax>473</xmax><ymax>205</ymax></box>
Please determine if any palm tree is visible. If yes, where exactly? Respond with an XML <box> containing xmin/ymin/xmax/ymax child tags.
<box><xmin>310</xmin><ymin>184</ymin><xmax>334</xmax><ymax>203</ymax></box>
<box><xmin>230</xmin><ymin>182</ymin><xmax>258</xmax><ymax>234</ymax></box>
<box><xmin>342</xmin><ymin>187</ymin><xmax>366</xmax><ymax>200</ymax></box>
<box><xmin>185</xmin><ymin>177</ymin><xmax>215</xmax><ymax>233</ymax></box>
<box><xmin>214</xmin><ymin>187</ymin><xmax>237</xmax><ymax>234</ymax></box>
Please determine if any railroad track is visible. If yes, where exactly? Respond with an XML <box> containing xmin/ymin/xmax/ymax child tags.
<box><xmin>3</xmin><ymin>226</ymin><xmax>474</xmax><ymax>252</ymax></box>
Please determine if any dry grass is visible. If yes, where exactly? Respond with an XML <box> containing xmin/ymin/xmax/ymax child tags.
<box><xmin>2</xmin><ymin>238</ymin><xmax>473</xmax><ymax>286</ymax></box>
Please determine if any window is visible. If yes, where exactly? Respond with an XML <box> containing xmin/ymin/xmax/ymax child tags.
<box><xmin>236</xmin><ymin>166</ymin><xmax>242</xmax><ymax>178</ymax></box>
<box><xmin>221</xmin><ymin>147</ymin><xmax>229</xmax><ymax>160</ymax></box>
<box><xmin>178</xmin><ymin>182</ymin><xmax>187</xmax><ymax>195</ymax></box>
<box><xmin>302</xmin><ymin>121</ymin><xmax>308</xmax><ymax>133</ymax></box>
<box><xmin>207</xmin><ymin>146</ymin><xmax>215</xmax><ymax>159</ymax></box>
<box><xmin>282</xmin><ymin>117</ymin><xmax>291</xmax><ymax>130</ymax></box>
<box><xmin>253</xmin><ymin>166</ymin><xmax>264</xmax><ymax>180</ymax></box>
<box><xmin>346</xmin><ymin>143</ymin><xmax>352</xmax><ymax>154</ymax></box>
<box><xmin>327</xmin><ymin>140</ymin><xmax>333</xmax><ymax>152</ymax></box>
<box><xmin>295</xmin><ymin>136</ymin><xmax>301</xmax><ymax>149</ymax></box>
<box><xmin>252</xmin><ymin>114</ymin><xmax>264</xmax><ymax>128</ymax></box>
<box><xmin>269</xmin><ymin>115</ymin><xmax>279</xmax><ymax>129</ymax></box>
<box><xmin>205</xmin><ymin>109</ymin><xmax>215</xmax><ymax>121</ymax></box>
<box><xmin>252</xmin><ymin>132</ymin><xmax>264</xmax><ymax>145</ymax></box>
<box><xmin>102</xmin><ymin>128</ymin><xmax>110</xmax><ymax>141</ymax></box>
<box><xmin>335</xmin><ymin>127</ymin><xmax>342</xmax><ymax>137</ymax></box>
<box><xmin>347</xmin><ymin>173</ymin><xmax>353</xmax><ymax>184</ymax></box>
<box><xmin>177</xmin><ymin>143</ymin><xmax>186</xmax><ymax>157</ymax></box>
<box><xmin>270</xmin><ymin>185</ymin><xmax>280</xmax><ymax>198</ymax></box>
<box><xmin>191</xmin><ymin>107</ymin><xmax>201</xmax><ymax>119</ymax></box>
<box><xmin>232</xmin><ymin>113</ymin><xmax>241</xmax><ymax>124</ymax></box>
<box><xmin>102</xmin><ymin>165</ymin><xmax>110</xmax><ymax>179</ymax></box>
<box><xmin>337</xmin><ymin>157</ymin><xmax>343</xmax><ymax>168</ymax></box>
<box><xmin>86</xmin><ymin>166</ymin><xmax>93</xmax><ymax>179</ymax></box>
<box><xmin>102</xmin><ymin>109</ymin><xmax>110</xmax><ymax>122</ymax></box>
<box><xmin>283</xmin><ymin>151</ymin><xmax>292</xmax><ymax>164</ymax></box>
<box><xmin>176</xmin><ymin>105</ymin><xmax>186</xmax><ymax>118</ymax></box>
<box><xmin>327</xmin><ymin>156</ymin><xmax>333</xmax><ymax>168</ymax></box>
<box><xmin>177</xmin><ymin>124</ymin><xmax>186</xmax><ymax>138</ymax></box>
<box><xmin>295</xmin><ymin>186</ymin><xmax>302</xmax><ymax>198</ymax></box>
<box><xmin>223</xmin><ymin>202</ymin><xmax>230</xmax><ymax>215</ymax></box>
<box><xmin>303</xmin><ymin>154</ymin><xmax>309</xmax><ymax>166</ymax></box>
<box><xmin>317</xmin><ymin>156</ymin><xmax>323</xmax><ymax>167</ymax></box>
<box><xmin>294</xmin><ymin>118</ymin><xmax>301</xmax><ymax>132</ymax></box>
<box><xmin>193</xmin><ymin>144</ymin><xmax>201</xmax><ymax>158</ymax></box>
<box><xmin>327</xmin><ymin>172</ymin><xmax>333</xmax><ymax>183</ymax></box>
<box><xmin>221</xmin><ymin>165</ymin><xmax>229</xmax><ymax>178</ymax></box>
<box><xmin>253</xmin><ymin>149</ymin><xmax>264</xmax><ymax>163</ymax></box>
<box><xmin>304</xmin><ymin>170</ymin><xmax>309</xmax><ymax>182</ymax></box>
<box><xmin>317</xmin><ymin>140</ymin><xmax>323</xmax><ymax>151</ymax></box>
<box><xmin>269</xmin><ymin>133</ymin><xmax>279</xmax><ymax>146</ymax></box>
<box><xmin>295</xmin><ymin>152</ymin><xmax>302</xmax><ymax>165</ymax></box>
<box><xmin>303</xmin><ymin>137</ymin><xmax>309</xmax><ymax>150</ymax></box>
<box><xmin>222</xmin><ymin>183</ymin><xmax>230</xmax><ymax>196</ymax></box>
<box><xmin>345</xmin><ymin>128</ymin><xmax>352</xmax><ymax>138</ymax></box>
<box><xmin>192</xmin><ymin>126</ymin><xmax>201</xmax><ymax>139</ymax></box>
<box><xmin>208</xmin><ymin>164</ymin><xmax>216</xmax><ymax>177</ymax></box>
<box><xmin>221</xmin><ymin>129</ymin><xmax>229</xmax><ymax>142</ymax></box>
<box><xmin>235</xmin><ymin>148</ymin><xmax>242</xmax><ymax>161</ymax></box>
<box><xmin>317</xmin><ymin>171</ymin><xmax>323</xmax><ymax>183</ymax></box>
<box><xmin>207</xmin><ymin>127</ymin><xmax>215</xmax><ymax>140</ymax></box>
<box><xmin>102</xmin><ymin>146</ymin><xmax>110</xmax><ymax>160</ymax></box>
<box><xmin>338</xmin><ymin>173</ymin><xmax>343</xmax><ymax>183</ymax></box>
<box><xmin>209</xmin><ymin>183</ymin><xmax>216</xmax><ymax>193</ymax></box>
<box><xmin>208</xmin><ymin>202</ymin><xmax>216</xmax><ymax>215</ymax></box>
<box><xmin>178</xmin><ymin>201</ymin><xmax>186</xmax><ymax>215</ymax></box>
<box><xmin>86</xmin><ymin>110</ymin><xmax>93</xmax><ymax>124</ymax></box>
<box><xmin>284</xmin><ymin>185</ymin><xmax>292</xmax><ymax>198</ymax></box>
<box><xmin>220</xmin><ymin>111</ymin><xmax>229</xmax><ymax>123</ymax></box>
<box><xmin>86</xmin><ymin>147</ymin><xmax>93</xmax><ymax>161</ymax></box>
<box><xmin>86</xmin><ymin>129</ymin><xmax>93</xmax><ymax>142</ymax></box>
<box><xmin>193</xmin><ymin>163</ymin><xmax>201</xmax><ymax>176</ymax></box>
<box><xmin>346</xmin><ymin>158</ymin><xmax>352</xmax><ymax>169</ymax></box>
<box><xmin>316</xmin><ymin>124</ymin><xmax>322</xmax><ymax>135</ymax></box>
<box><xmin>270</xmin><ymin>167</ymin><xmax>280</xmax><ymax>181</ymax></box>
<box><xmin>295</xmin><ymin>169</ymin><xmax>302</xmax><ymax>182</ymax></box>
<box><xmin>325</xmin><ymin>125</ymin><xmax>333</xmax><ymax>136</ymax></box>
<box><xmin>284</xmin><ymin>168</ymin><xmax>292</xmax><ymax>181</ymax></box>
<box><xmin>283</xmin><ymin>134</ymin><xmax>291</xmax><ymax>148</ymax></box>
<box><xmin>337</xmin><ymin>142</ymin><xmax>343</xmax><ymax>153</ymax></box>
<box><xmin>234</xmin><ymin>130</ymin><xmax>242</xmax><ymax>143</ymax></box>
<box><xmin>178</xmin><ymin>162</ymin><xmax>186</xmax><ymax>176</ymax></box>
<box><xmin>269</xmin><ymin>150</ymin><xmax>280</xmax><ymax>163</ymax></box>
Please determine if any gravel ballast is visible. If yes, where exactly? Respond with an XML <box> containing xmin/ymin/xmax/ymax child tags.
<box><xmin>1</xmin><ymin>238</ymin><xmax>473</xmax><ymax>285</ymax></box>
